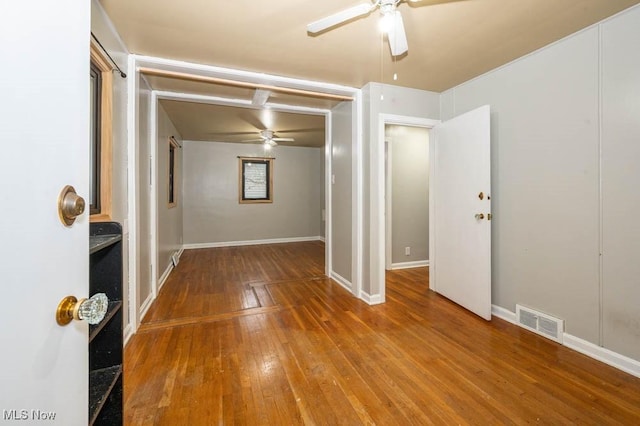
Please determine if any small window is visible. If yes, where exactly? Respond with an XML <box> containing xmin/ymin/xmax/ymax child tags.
<box><xmin>89</xmin><ymin>41</ymin><xmax>113</xmax><ymax>221</ymax></box>
<box><xmin>239</xmin><ymin>157</ymin><xmax>274</xmax><ymax>204</ymax></box>
<box><xmin>168</xmin><ymin>137</ymin><xmax>179</xmax><ymax>208</ymax></box>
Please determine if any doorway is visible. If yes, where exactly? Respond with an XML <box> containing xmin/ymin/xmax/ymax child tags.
<box><xmin>148</xmin><ymin>93</ymin><xmax>333</xmax><ymax>299</ymax></box>
<box><xmin>375</xmin><ymin>114</ymin><xmax>440</xmax><ymax>302</ymax></box>
<box><xmin>385</xmin><ymin>124</ymin><xmax>430</xmax><ymax>271</ymax></box>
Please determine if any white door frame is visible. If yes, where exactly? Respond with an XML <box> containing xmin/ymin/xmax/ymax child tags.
<box><xmin>384</xmin><ymin>139</ymin><xmax>393</xmax><ymax>271</ymax></box>
<box><xmin>376</xmin><ymin>114</ymin><xmax>440</xmax><ymax>302</ymax></box>
<box><xmin>127</xmin><ymin>54</ymin><xmax>363</xmax><ymax>332</ymax></box>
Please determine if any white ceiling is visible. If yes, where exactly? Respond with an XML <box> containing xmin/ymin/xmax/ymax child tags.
<box><xmin>99</xmin><ymin>0</ymin><xmax>640</xmax><ymax>143</ymax></box>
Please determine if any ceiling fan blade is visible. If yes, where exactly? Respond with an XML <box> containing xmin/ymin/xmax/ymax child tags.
<box><xmin>272</xmin><ymin>138</ymin><xmax>295</xmax><ymax>142</ymax></box>
<box><xmin>240</xmin><ymin>139</ymin><xmax>265</xmax><ymax>143</ymax></box>
<box><xmin>276</xmin><ymin>128</ymin><xmax>324</xmax><ymax>134</ymax></box>
<box><xmin>387</xmin><ymin>11</ymin><xmax>408</xmax><ymax>56</ymax></box>
<box><xmin>204</xmin><ymin>131</ymin><xmax>257</xmax><ymax>136</ymax></box>
<box><xmin>307</xmin><ymin>2</ymin><xmax>375</xmax><ymax>33</ymax></box>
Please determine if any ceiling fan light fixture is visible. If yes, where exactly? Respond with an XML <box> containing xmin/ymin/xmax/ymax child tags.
<box><xmin>379</xmin><ymin>12</ymin><xmax>394</xmax><ymax>33</ymax></box>
<box><xmin>308</xmin><ymin>0</ymin><xmax>409</xmax><ymax>58</ymax></box>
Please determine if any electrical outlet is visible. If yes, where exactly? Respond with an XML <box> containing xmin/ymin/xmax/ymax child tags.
<box><xmin>405</xmin><ymin>247</ymin><xmax>410</xmax><ymax>256</ymax></box>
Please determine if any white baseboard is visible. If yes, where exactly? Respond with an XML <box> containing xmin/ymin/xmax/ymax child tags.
<box><xmin>183</xmin><ymin>236</ymin><xmax>323</xmax><ymax>249</ymax></box>
<box><xmin>391</xmin><ymin>260</ymin><xmax>429</xmax><ymax>270</ymax></box>
<box><xmin>123</xmin><ymin>324</ymin><xmax>134</xmax><ymax>346</ymax></box>
<box><xmin>330</xmin><ymin>271</ymin><xmax>352</xmax><ymax>292</ymax></box>
<box><xmin>318</xmin><ymin>236</ymin><xmax>326</xmax><ymax>243</ymax></box>
<box><xmin>491</xmin><ymin>304</ymin><xmax>640</xmax><ymax>378</ymax></box>
<box><xmin>158</xmin><ymin>262</ymin><xmax>174</xmax><ymax>292</ymax></box>
<box><xmin>177</xmin><ymin>247</ymin><xmax>184</xmax><ymax>258</ymax></box>
<box><xmin>491</xmin><ymin>304</ymin><xmax>517</xmax><ymax>324</ymax></box>
<box><xmin>139</xmin><ymin>293</ymin><xmax>154</xmax><ymax>321</ymax></box>
<box><xmin>360</xmin><ymin>291</ymin><xmax>384</xmax><ymax>305</ymax></box>
<box><xmin>563</xmin><ymin>334</ymin><xmax>640</xmax><ymax>379</ymax></box>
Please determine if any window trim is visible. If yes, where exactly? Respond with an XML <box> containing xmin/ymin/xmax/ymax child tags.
<box><xmin>89</xmin><ymin>41</ymin><xmax>113</xmax><ymax>222</ymax></box>
<box><xmin>238</xmin><ymin>157</ymin><xmax>274</xmax><ymax>204</ymax></box>
<box><xmin>168</xmin><ymin>137</ymin><xmax>179</xmax><ymax>208</ymax></box>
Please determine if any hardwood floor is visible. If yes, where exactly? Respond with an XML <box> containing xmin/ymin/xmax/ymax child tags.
<box><xmin>124</xmin><ymin>242</ymin><xmax>640</xmax><ymax>425</ymax></box>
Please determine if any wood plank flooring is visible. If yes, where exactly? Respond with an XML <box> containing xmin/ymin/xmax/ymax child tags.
<box><xmin>124</xmin><ymin>242</ymin><xmax>640</xmax><ymax>425</ymax></box>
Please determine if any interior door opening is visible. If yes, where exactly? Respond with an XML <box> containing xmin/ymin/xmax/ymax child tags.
<box><xmin>376</xmin><ymin>114</ymin><xmax>439</xmax><ymax>302</ymax></box>
<box><xmin>145</xmin><ymin>96</ymin><xmax>332</xmax><ymax>320</ymax></box>
<box><xmin>384</xmin><ymin>125</ymin><xmax>430</xmax><ymax>271</ymax></box>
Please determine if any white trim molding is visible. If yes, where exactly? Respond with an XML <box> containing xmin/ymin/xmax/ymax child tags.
<box><xmin>360</xmin><ymin>291</ymin><xmax>384</xmax><ymax>305</ymax></box>
<box><xmin>139</xmin><ymin>293</ymin><xmax>154</xmax><ymax>322</ymax></box>
<box><xmin>491</xmin><ymin>304</ymin><xmax>517</xmax><ymax>324</ymax></box>
<box><xmin>133</xmin><ymin>54</ymin><xmax>357</xmax><ymax>98</ymax></box>
<box><xmin>123</xmin><ymin>324</ymin><xmax>134</xmax><ymax>346</ymax></box>
<box><xmin>491</xmin><ymin>304</ymin><xmax>640</xmax><ymax>379</ymax></box>
<box><xmin>391</xmin><ymin>260</ymin><xmax>429</xmax><ymax>270</ymax></box>
<box><xmin>183</xmin><ymin>236</ymin><xmax>324</xmax><ymax>250</ymax></box>
<box><xmin>158</xmin><ymin>262</ymin><xmax>174</xmax><ymax>292</ymax></box>
<box><xmin>126</xmin><ymin>55</ymin><xmax>139</xmax><ymax>332</ymax></box>
<box><xmin>330</xmin><ymin>271</ymin><xmax>353</xmax><ymax>293</ymax></box>
<box><xmin>564</xmin><ymin>334</ymin><xmax>640</xmax><ymax>379</ymax></box>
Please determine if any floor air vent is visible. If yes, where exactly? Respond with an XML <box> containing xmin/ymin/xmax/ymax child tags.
<box><xmin>515</xmin><ymin>305</ymin><xmax>564</xmax><ymax>344</ymax></box>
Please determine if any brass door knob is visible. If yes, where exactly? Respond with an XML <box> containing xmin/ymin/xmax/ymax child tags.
<box><xmin>56</xmin><ymin>293</ymin><xmax>109</xmax><ymax>326</ymax></box>
<box><xmin>58</xmin><ymin>185</ymin><xmax>85</xmax><ymax>226</ymax></box>
<box><xmin>475</xmin><ymin>213</ymin><xmax>485</xmax><ymax>220</ymax></box>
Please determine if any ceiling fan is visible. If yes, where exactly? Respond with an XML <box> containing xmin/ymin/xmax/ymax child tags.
<box><xmin>241</xmin><ymin>129</ymin><xmax>295</xmax><ymax>147</ymax></box>
<box><xmin>307</xmin><ymin>0</ymin><xmax>424</xmax><ymax>56</ymax></box>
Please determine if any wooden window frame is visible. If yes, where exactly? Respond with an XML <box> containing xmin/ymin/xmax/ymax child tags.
<box><xmin>238</xmin><ymin>157</ymin><xmax>274</xmax><ymax>204</ymax></box>
<box><xmin>89</xmin><ymin>41</ymin><xmax>113</xmax><ymax>222</ymax></box>
<box><xmin>168</xmin><ymin>137</ymin><xmax>179</xmax><ymax>208</ymax></box>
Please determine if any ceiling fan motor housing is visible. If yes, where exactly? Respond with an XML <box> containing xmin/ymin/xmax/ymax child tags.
<box><xmin>380</xmin><ymin>0</ymin><xmax>400</xmax><ymax>14</ymax></box>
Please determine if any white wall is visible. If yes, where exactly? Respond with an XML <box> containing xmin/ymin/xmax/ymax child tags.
<box><xmin>363</xmin><ymin>83</ymin><xmax>440</xmax><ymax>297</ymax></box>
<box><xmin>600</xmin><ymin>7</ymin><xmax>640</xmax><ymax>361</ymax></box>
<box><xmin>386</xmin><ymin>125</ymin><xmax>430</xmax><ymax>265</ymax></box>
<box><xmin>331</xmin><ymin>102</ymin><xmax>353</xmax><ymax>283</ymax></box>
<box><xmin>156</xmin><ymin>105</ymin><xmax>184</xmax><ymax>275</ymax></box>
<box><xmin>182</xmin><ymin>141</ymin><xmax>323</xmax><ymax>245</ymax></box>
<box><xmin>91</xmin><ymin>0</ymin><xmax>130</xmax><ymax>328</ymax></box>
<box><xmin>441</xmin><ymin>5</ymin><xmax>640</xmax><ymax>362</ymax></box>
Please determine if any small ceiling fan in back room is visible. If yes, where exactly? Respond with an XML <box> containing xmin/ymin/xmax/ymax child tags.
<box><xmin>307</xmin><ymin>0</ymin><xmax>427</xmax><ymax>57</ymax></box>
<box><xmin>241</xmin><ymin>129</ymin><xmax>294</xmax><ymax>147</ymax></box>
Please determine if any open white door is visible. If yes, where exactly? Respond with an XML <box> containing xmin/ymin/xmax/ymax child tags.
<box><xmin>431</xmin><ymin>105</ymin><xmax>491</xmax><ymax>320</ymax></box>
<box><xmin>0</xmin><ymin>1</ymin><xmax>90</xmax><ymax>423</ymax></box>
